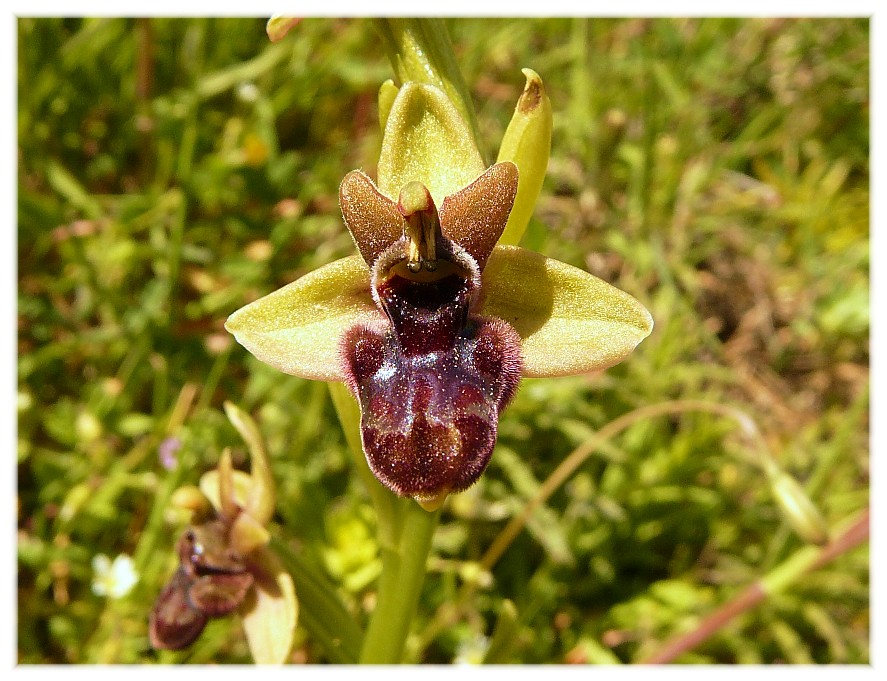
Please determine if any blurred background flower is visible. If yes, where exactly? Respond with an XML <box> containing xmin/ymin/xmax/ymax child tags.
<box><xmin>91</xmin><ymin>554</ymin><xmax>139</xmax><ymax>599</ymax></box>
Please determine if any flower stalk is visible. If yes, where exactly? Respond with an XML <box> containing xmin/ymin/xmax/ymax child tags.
<box><xmin>359</xmin><ymin>501</ymin><xmax>440</xmax><ymax>663</ymax></box>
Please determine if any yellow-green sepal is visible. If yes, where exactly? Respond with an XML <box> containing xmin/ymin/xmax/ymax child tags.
<box><xmin>225</xmin><ymin>256</ymin><xmax>378</xmax><ymax>382</ymax></box>
<box><xmin>377</xmin><ymin>82</ymin><xmax>485</xmax><ymax>206</ymax></box>
<box><xmin>239</xmin><ymin>545</ymin><xmax>298</xmax><ymax>664</ymax></box>
<box><xmin>199</xmin><ymin>468</ymin><xmax>253</xmax><ymax>516</ymax></box>
<box><xmin>496</xmin><ymin>69</ymin><xmax>552</xmax><ymax>246</ymax></box>
<box><xmin>223</xmin><ymin>401</ymin><xmax>276</xmax><ymax>526</ymax></box>
<box><xmin>480</xmin><ymin>245</ymin><xmax>653</xmax><ymax>377</ymax></box>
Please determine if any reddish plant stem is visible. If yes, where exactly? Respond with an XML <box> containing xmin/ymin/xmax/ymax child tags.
<box><xmin>642</xmin><ymin>508</ymin><xmax>869</xmax><ymax>664</ymax></box>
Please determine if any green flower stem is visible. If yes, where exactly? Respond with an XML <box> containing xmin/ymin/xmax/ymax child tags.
<box><xmin>360</xmin><ymin>499</ymin><xmax>440</xmax><ymax>663</ymax></box>
<box><xmin>328</xmin><ymin>381</ymin><xmax>441</xmax><ymax>663</ymax></box>
<box><xmin>373</xmin><ymin>18</ymin><xmax>481</xmax><ymax>151</ymax></box>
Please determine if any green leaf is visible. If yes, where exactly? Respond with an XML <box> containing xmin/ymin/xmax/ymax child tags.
<box><xmin>480</xmin><ymin>245</ymin><xmax>654</xmax><ymax>377</ymax></box>
<box><xmin>46</xmin><ymin>161</ymin><xmax>102</xmax><ymax>219</ymax></box>
<box><xmin>270</xmin><ymin>536</ymin><xmax>363</xmax><ymax>664</ymax></box>
<box><xmin>494</xmin><ymin>445</ymin><xmax>572</xmax><ymax>564</ymax></box>
<box><xmin>225</xmin><ymin>256</ymin><xmax>378</xmax><ymax>382</ymax></box>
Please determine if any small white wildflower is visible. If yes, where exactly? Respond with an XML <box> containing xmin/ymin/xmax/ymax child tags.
<box><xmin>453</xmin><ymin>634</ymin><xmax>490</xmax><ymax>664</ymax></box>
<box><xmin>91</xmin><ymin>553</ymin><xmax>139</xmax><ymax>599</ymax></box>
<box><xmin>237</xmin><ymin>82</ymin><xmax>260</xmax><ymax>103</ymax></box>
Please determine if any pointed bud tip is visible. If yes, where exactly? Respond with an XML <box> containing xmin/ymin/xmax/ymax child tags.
<box><xmin>517</xmin><ymin>68</ymin><xmax>546</xmax><ymax>114</ymax></box>
<box><xmin>266</xmin><ymin>16</ymin><xmax>301</xmax><ymax>42</ymax></box>
<box><xmin>170</xmin><ymin>486</ymin><xmax>213</xmax><ymax>518</ymax></box>
<box><xmin>771</xmin><ymin>472</ymin><xmax>830</xmax><ymax>545</ymax></box>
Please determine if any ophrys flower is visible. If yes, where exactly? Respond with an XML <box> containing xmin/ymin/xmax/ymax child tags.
<box><xmin>150</xmin><ymin>403</ymin><xmax>297</xmax><ymax>664</ymax></box>
<box><xmin>226</xmin><ymin>73</ymin><xmax>653</xmax><ymax>509</ymax></box>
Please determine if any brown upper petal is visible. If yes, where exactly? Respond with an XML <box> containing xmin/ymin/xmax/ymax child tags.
<box><xmin>439</xmin><ymin>162</ymin><xmax>519</xmax><ymax>270</ymax></box>
<box><xmin>339</xmin><ymin>170</ymin><xmax>405</xmax><ymax>266</ymax></box>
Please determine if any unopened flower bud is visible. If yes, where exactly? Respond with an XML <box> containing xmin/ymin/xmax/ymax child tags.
<box><xmin>497</xmin><ymin>68</ymin><xmax>552</xmax><ymax>245</ymax></box>
<box><xmin>169</xmin><ymin>485</ymin><xmax>213</xmax><ymax>519</ymax></box>
<box><xmin>769</xmin><ymin>471</ymin><xmax>829</xmax><ymax>545</ymax></box>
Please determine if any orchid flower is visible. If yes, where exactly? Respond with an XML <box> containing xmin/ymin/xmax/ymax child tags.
<box><xmin>226</xmin><ymin>70</ymin><xmax>652</xmax><ymax>510</ymax></box>
<box><xmin>149</xmin><ymin>402</ymin><xmax>297</xmax><ymax>664</ymax></box>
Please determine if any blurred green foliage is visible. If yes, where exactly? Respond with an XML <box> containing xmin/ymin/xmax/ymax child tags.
<box><xmin>17</xmin><ymin>17</ymin><xmax>868</xmax><ymax>664</ymax></box>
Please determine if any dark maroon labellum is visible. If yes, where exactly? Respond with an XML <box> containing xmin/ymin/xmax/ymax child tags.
<box><xmin>149</xmin><ymin>521</ymin><xmax>254</xmax><ymax>651</ymax></box>
<box><xmin>149</xmin><ymin>567</ymin><xmax>209</xmax><ymax>651</ymax></box>
<box><xmin>342</xmin><ymin>236</ymin><xmax>522</xmax><ymax>502</ymax></box>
